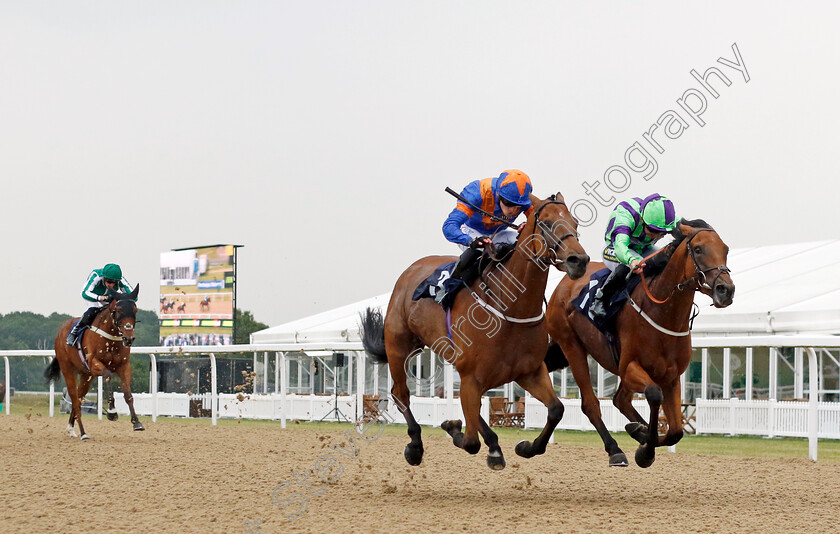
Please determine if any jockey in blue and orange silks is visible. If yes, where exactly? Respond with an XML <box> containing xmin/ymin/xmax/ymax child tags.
<box><xmin>437</xmin><ymin>169</ymin><xmax>534</xmax><ymax>302</ymax></box>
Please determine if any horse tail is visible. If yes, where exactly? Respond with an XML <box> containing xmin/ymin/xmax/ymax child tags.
<box><xmin>44</xmin><ymin>357</ymin><xmax>61</xmax><ymax>383</ymax></box>
<box><xmin>359</xmin><ymin>307</ymin><xmax>388</xmax><ymax>364</ymax></box>
<box><xmin>544</xmin><ymin>342</ymin><xmax>569</xmax><ymax>372</ymax></box>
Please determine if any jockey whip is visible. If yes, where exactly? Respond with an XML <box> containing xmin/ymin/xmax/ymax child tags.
<box><xmin>444</xmin><ymin>187</ymin><xmax>519</xmax><ymax>230</ymax></box>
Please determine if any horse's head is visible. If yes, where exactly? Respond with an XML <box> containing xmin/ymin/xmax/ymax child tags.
<box><xmin>519</xmin><ymin>192</ymin><xmax>590</xmax><ymax>279</ymax></box>
<box><xmin>108</xmin><ymin>284</ymin><xmax>140</xmax><ymax>346</ymax></box>
<box><xmin>677</xmin><ymin>222</ymin><xmax>735</xmax><ymax>308</ymax></box>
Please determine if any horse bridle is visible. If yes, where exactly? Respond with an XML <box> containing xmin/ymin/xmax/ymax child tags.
<box><xmin>677</xmin><ymin>228</ymin><xmax>731</xmax><ymax>292</ymax></box>
<box><xmin>528</xmin><ymin>194</ymin><xmax>579</xmax><ymax>268</ymax></box>
<box><xmin>107</xmin><ymin>301</ymin><xmax>136</xmax><ymax>346</ymax></box>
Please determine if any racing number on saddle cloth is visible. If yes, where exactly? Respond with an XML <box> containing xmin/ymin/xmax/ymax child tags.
<box><xmin>412</xmin><ymin>262</ymin><xmax>458</xmax><ymax>301</ymax></box>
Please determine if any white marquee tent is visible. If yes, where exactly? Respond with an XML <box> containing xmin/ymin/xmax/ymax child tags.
<box><xmin>252</xmin><ymin>240</ymin><xmax>840</xmax><ymax>343</ymax></box>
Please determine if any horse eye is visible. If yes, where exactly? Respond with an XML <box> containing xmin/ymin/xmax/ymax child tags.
<box><xmin>694</xmin><ymin>246</ymin><xmax>703</xmax><ymax>254</ymax></box>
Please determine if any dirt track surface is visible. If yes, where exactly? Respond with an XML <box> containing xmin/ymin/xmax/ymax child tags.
<box><xmin>2</xmin><ymin>414</ymin><xmax>839</xmax><ymax>533</ymax></box>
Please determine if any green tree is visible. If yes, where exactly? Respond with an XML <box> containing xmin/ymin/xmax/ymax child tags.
<box><xmin>234</xmin><ymin>309</ymin><xmax>268</xmax><ymax>344</ymax></box>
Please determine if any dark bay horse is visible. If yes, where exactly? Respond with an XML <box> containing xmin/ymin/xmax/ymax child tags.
<box><xmin>362</xmin><ymin>193</ymin><xmax>589</xmax><ymax>469</ymax></box>
<box><xmin>45</xmin><ymin>285</ymin><xmax>144</xmax><ymax>440</ymax></box>
<box><xmin>545</xmin><ymin>220</ymin><xmax>734</xmax><ymax>467</ymax></box>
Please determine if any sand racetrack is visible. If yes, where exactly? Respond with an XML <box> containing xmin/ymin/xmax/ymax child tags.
<box><xmin>2</xmin><ymin>414</ymin><xmax>839</xmax><ymax>533</ymax></box>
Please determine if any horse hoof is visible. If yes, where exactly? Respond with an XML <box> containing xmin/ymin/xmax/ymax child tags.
<box><xmin>80</xmin><ymin>434</ymin><xmax>90</xmax><ymax>441</ymax></box>
<box><xmin>133</xmin><ymin>421</ymin><xmax>145</xmax><ymax>431</ymax></box>
<box><xmin>635</xmin><ymin>445</ymin><xmax>655</xmax><ymax>468</ymax></box>
<box><xmin>404</xmin><ymin>444</ymin><xmax>424</xmax><ymax>466</ymax></box>
<box><xmin>486</xmin><ymin>451</ymin><xmax>506</xmax><ymax>471</ymax></box>
<box><xmin>625</xmin><ymin>422</ymin><xmax>648</xmax><ymax>444</ymax></box>
<box><xmin>441</xmin><ymin>420</ymin><xmax>462</xmax><ymax>436</ymax></box>
<box><xmin>609</xmin><ymin>452</ymin><xmax>629</xmax><ymax>467</ymax></box>
<box><xmin>106</xmin><ymin>411</ymin><xmax>119</xmax><ymax>422</ymax></box>
<box><xmin>515</xmin><ymin>440</ymin><xmax>536</xmax><ymax>459</ymax></box>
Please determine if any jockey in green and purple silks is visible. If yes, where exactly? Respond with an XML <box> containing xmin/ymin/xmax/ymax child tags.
<box><xmin>589</xmin><ymin>194</ymin><xmax>678</xmax><ymax>321</ymax></box>
<box><xmin>66</xmin><ymin>263</ymin><xmax>135</xmax><ymax>345</ymax></box>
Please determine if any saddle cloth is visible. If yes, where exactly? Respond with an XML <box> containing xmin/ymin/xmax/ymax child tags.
<box><xmin>70</xmin><ymin>319</ymin><xmax>91</xmax><ymax>369</ymax></box>
<box><xmin>411</xmin><ymin>261</ymin><xmax>459</xmax><ymax>302</ymax></box>
<box><xmin>571</xmin><ymin>268</ymin><xmax>642</xmax><ymax>332</ymax></box>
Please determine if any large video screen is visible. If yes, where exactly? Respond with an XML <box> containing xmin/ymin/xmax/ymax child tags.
<box><xmin>159</xmin><ymin>245</ymin><xmax>238</xmax><ymax>346</ymax></box>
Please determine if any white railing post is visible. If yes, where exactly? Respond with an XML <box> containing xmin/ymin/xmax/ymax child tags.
<box><xmin>805</xmin><ymin>347</ymin><xmax>819</xmax><ymax>461</ymax></box>
<box><xmin>597</xmin><ymin>366</ymin><xmax>605</xmax><ymax>398</ymax></box>
<box><xmin>769</xmin><ymin>348</ymin><xmax>778</xmax><ymax>400</ymax></box>
<box><xmin>794</xmin><ymin>347</ymin><xmax>804</xmax><ymax>399</ymax></box>
<box><xmin>210</xmin><ymin>353</ymin><xmax>217</xmax><ymax>426</ymax></box>
<box><xmin>3</xmin><ymin>356</ymin><xmax>9</xmax><ymax>415</ymax></box>
<box><xmin>560</xmin><ymin>368</ymin><xmax>568</xmax><ymax>398</ymax></box>
<box><xmin>701</xmin><ymin>349</ymin><xmax>709</xmax><ymax>399</ymax></box>
<box><xmin>722</xmin><ymin>348</ymin><xmax>731</xmax><ymax>399</ymax></box>
<box><xmin>263</xmin><ymin>352</ymin><xmax>269</xmax><ymax>394</ymax></box>
<box><xmin>97</xmin><ymin>375</ymin><xmax>103</xmax><ymax>420</ymax></box>
<box><xmin>150</xmin><ymin>353</ymin><xmax>158</xmax><ymax>423</ymax></box>
<box><xmin>445</xmin><ymin>363</ymin><xmax>454</xmax><ymax>420</ymax></box>
<box><xmin>356</xmin><ymin>351</ymin><xmax>365</xmax><ymax>422</ymax></box>
<box><xmin>279</xmin><ymin>352</ymin><xmax>286</xmax><ymax>429</ymax></box>
<box><xmin>745</xmin><ymin>347</ymin><xmax>753</xmax><ymax>400</ymax></box>
<box><xmin>49</xmin><ymin>379</ymin><xmax>55</xmax><ymax>418</ymax></box>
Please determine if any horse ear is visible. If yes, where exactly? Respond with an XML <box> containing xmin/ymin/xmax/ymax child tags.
<box><xmin>554</xmin><ymin>191</ymin><xmax>566</xmax><ymax>204</ymax></box>
<box><xmin>130</xmin><ymin>284</ymin><xmax>140</xmax><ymax>301</ymax></box>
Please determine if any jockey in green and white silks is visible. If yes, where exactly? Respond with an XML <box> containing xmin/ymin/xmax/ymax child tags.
<box><xmin>589</xmin><ymin>194</ymin><xmax>678</xmax><ymax>321</ymax></box>
<box><xmin>66</xmin><ymin>263</ymin><xmax>135</xmax><ymax>345</ymax></box>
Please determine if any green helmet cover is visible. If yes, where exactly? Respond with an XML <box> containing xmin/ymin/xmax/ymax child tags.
<box><xmin>102</xmin><ymin>263</ymin><xmax>122</xmax><ymax>281</ymax></box>
<box><xmin>641</xmin><ymin>196</ymin><xmax>677</xmax><ymax>232</ymax></box>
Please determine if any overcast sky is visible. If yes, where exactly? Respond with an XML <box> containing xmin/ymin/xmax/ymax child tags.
<box><xmin>2</xmin><ymin>2</ymin><xmax>839</xmax><ymax>328</ymax></box>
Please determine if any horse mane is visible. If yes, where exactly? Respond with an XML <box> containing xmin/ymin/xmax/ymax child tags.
<box><xmin>641</xmin><ymin>218</ymin><xmax>713</xmax><ymax>277</ymax></box>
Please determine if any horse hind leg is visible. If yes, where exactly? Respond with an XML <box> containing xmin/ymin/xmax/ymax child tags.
<box><xmin>74</xmin><ymin>374</ymin><xmax>95</xmax><ymax>441</ymax></box>
<box><xmin>389</xmin><ymin>348</ymin><xmax>424</xmax><ymax>466</ymax></box>
<box><xmin>475</xmin><ymin>416</ymin><xmax>505</xmax><ymax>470</ymax></box>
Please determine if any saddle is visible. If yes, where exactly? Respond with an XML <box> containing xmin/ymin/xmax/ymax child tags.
<box><xmin>572</xmin><ymin>268</ymin><xmax>642</xmax><ymax>365</ymax></box>
<box><xmin>411</xmin><ymin>244</ymin><xmax>515</xmax><ymax>309</ymax></box>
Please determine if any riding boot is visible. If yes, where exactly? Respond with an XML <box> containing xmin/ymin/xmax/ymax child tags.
<box><xmin>66</xmin><ymin>306</ymin><xmax>101</xmax><ymax>346</ymax></box>
<box><xmin>589</xmin><ymin>264</ymin><xmax>632</xmax><ymax>321</ymax></box>
<box><xmin>435</xmin><ymin>247</ymin><xmax>482</xmax><ymax>305</ymax></box>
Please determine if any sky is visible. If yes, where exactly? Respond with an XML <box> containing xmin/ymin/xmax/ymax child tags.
<box><xmin>2</xmin><ymin>2</ymin><xmax>839</xmax><ymax>328</ymax></box>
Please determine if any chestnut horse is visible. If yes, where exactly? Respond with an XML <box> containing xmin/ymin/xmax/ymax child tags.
<box><xmin>545</xmin><ymin>220</ymin><xmax>734</xmax><ymax>467</ymax></box>
<box><xmin>45</xmin><ymin>285</ymin><xmax>144</xmax><ymax>440</ymax></box>
<box><xmin>361</xmin><ymin>193</ymin><xmax>589</xmax><ymax>469</ymax></box>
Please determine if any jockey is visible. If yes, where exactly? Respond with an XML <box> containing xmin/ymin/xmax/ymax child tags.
<box><xmin>589</xmin><ymin>194</ymin><xmax>678</xmax><ymax>321</ymax></box>
<box><xmin>66</xmin><ymin>263</ymin><xmax>135</xmax><ymax>346</ymax></box>
<box><xmin>437</xmin><ymin>169</ymin><xmax>534</xmax><ymax>303</ymax></box>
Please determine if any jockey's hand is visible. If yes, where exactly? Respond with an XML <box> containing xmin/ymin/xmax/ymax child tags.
<box><xmin>630</xmin><ymin>259</ymin><xmax>644</xmax><ymax>273</ymax></box>
<box><xmin>469</xmin><ymin>237</ymin><xmax>492</xmax><ymax>250</ymax></box>
<box><xmin>98</xmin><ymin>295</ymin><xmax>109</xmax><ymax>302</ymax></box>
<box><xmin>516</xmin><ymin>223</ymin><xmax>525</xmax><ymax>234</ymax></box>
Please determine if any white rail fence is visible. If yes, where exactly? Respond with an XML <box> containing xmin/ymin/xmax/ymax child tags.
<box><xmin>1</xmin><ymin>335</ymin><xmax>838</xmax><ymax>460</ymax></box>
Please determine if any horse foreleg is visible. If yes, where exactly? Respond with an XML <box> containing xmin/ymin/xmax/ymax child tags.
<box><xmin>621</xmin><ymin>361</ymin><xmax>661</xmax><ymax>468</ymax></box>
<box><xmin>512</xmin><ymin>367</ymin><xmax>565</xmax><ymax>461</ymax></box>
<box><xmin>442</xmin><ymin>378</ymin><xmax>482</xmax><ymax>456</ymax></box>
<box><xmin>564</xmin><ymin>343</ymin><xmax>627</xmax><ymax>466</ymax></box>
<box><xmin>659</xmin><ymin>382</ymin><xmax>685</xmax><ymax>447</ymax></box>
<box><xmin>117</xmin><ymin>362</ymin><xmax>144</xmax><ymax>431</ymax></box>
<box><xmin>614</xmin><ymin>384</ymin><xmax>649</xmax><ymax>444</ymax></box>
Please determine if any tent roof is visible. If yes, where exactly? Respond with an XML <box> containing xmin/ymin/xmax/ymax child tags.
<box><xmin>251</xmin><ymin>240</ymin><xmax>840</xmax><ymax>343</ymax></box>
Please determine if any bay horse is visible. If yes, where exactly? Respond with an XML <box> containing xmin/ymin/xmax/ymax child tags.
<box><xmin>45</xmin><ymin>285</ymin><xmax>144</xmax><ymax>440</ymax></box>
<box><xmin>200</xmin><ymin>296</ymin><xmax>211</xmax><ymax>312</ymax></box>
<box><xmin>361</xmin><ymin>193</ymin><xmax>589</xmax><ymax>469</ymax></box>
<box><xmin>545</xmin><ymin>219</ymin><xmax>734</xmax><ymax>467</ymax></box>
